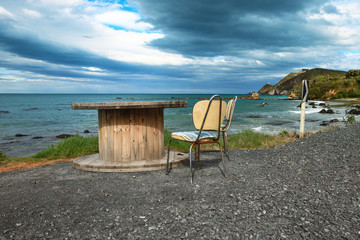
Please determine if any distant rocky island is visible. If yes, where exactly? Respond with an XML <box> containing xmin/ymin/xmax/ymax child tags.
<box><xmin>258</xmin><ymin>68</ymin><xmax>360</xmax><ymax>100</ymax></box>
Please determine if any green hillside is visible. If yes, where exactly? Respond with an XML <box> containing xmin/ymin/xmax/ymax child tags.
<box><xmin>258</xmin><ymin>68</ymin><xmax>360</xmax><ymax>100</ymax></box>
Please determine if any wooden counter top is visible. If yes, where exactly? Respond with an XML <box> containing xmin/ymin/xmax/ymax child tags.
<box><xmin>72</xmin><ymin>101</ymin><xmax>188</xmax><ymax>110</ymax></box>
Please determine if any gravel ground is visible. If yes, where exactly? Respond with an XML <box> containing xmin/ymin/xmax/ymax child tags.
<box><xmin>1</xmin><ymin>124</ymin><xmax>359</xmax><ymax>239</ymax></box>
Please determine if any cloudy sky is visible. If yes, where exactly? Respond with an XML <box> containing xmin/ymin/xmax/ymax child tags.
<box><xmin>0</xmin><ymin>0</ymin><xmax>359</xmax><ymax>93</ymax></box>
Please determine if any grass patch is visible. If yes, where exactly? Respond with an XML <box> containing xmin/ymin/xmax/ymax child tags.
<box><xmin>2</xmin><ymin>129</ymin><xmax>295</xmax><ymax>172</ymax></box>
<box><xmin>227</xmin><ymin>129</ymin><xmax>295</xmax><ymax>150</ymax></box>
<box><xmin>165</xmin><ymin>129</ymin><xmax>296</xmax><ymax>152</ymax></box>
<box><xmin>33</xmin><ymin>135</ymin><xmax>98</xmax><ymax>159</ymax></box>
<box><xmin>1</xmin><ymin>135</ymin><xmax>99</xmax><ymax>172</ymax></box>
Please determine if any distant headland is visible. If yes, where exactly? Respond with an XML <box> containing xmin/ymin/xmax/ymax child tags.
<box><xmin>257</xmin><ymin>68</ymin><xmax>360</xmax><ymax>100</ymax></box>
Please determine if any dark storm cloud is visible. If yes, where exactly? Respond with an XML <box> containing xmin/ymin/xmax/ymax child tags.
<box><xmin>0</xmin><ymin>0</ymin><xmax>357</xmax><ymax>93</ymax></box>
<box><xmin>0</xmin><ymin>27</ymin><xmax>191</xmax><ymax>80</ymax></box>
<box><xmin>133</xmin><ymin>0</ymin><xmax>330</xmax><ymax>57</ymax></box>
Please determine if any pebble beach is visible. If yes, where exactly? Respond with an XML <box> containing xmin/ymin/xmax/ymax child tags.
<box><xmin>1</xmin><ymin>124</ymin><xmax>359</xmax><ymax>239</ymax></box>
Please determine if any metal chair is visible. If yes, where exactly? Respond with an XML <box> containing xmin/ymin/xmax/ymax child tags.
<box><xmin>166</xmin><ymin>95</ymin><xmax>227</xmax><ymax>183</ymax></box>
<box><xmin>221</xmin><ymin>96</ymin><xmax>238</xmax><ymax>160</ymax></box>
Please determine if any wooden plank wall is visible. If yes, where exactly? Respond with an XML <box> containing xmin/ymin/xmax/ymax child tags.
<box><xmin>98</xmin><ymin>110</ymin><xmax>106</xmax><ymax>161</ymax></box>
<box><xmin>98</xmin><ymin>108</ymin><xmax>164</xmax><ymax>162</ymax></box>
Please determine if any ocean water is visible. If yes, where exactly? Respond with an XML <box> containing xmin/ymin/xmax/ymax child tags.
<box><xmin>0</xmin><ymin>94</ymin><xmax>355</xmax><ymax>157</ymax></box>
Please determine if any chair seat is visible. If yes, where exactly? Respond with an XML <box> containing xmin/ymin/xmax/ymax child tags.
<box><xmin>172</xmin><ymin>131</ymin><xmax>217</xmax><ymax>142</ymax></box>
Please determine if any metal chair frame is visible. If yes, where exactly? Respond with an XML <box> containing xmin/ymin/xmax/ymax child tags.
<box><xmin>166</xmin><ymin>95</ymin><xmax>227</xmax><ymax>183</ymax></box>
<box><xmin>221</xmin><ymin>96</ymin><xmax>238</xmax><ymax>160</ymax></box>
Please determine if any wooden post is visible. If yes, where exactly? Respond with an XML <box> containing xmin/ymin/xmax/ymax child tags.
<box><xmin>299</xmin><ymin>101</ymin><xmax>306</xmax><ymax>138</ymax></box>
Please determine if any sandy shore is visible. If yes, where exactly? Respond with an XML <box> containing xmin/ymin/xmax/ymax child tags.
<box><xmin>1</xmin><ymin>124</ymin><xmax>359</xmax><ymax>239</ymax></box>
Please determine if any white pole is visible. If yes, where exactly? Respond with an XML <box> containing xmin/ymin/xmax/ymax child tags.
<box><xmin>299</xmin><ymin>101</ymin><xmax>306</xmax><ymax>138</ymax></box>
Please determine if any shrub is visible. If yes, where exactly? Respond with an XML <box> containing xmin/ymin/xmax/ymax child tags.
<box><xmin>309</xmin><ymin>87</ymin><xmax>322</xmax><ymax>99</ymax></box>
<box><xmin>0</xmin><ymin>151</ymin><xmax>7</xmax><ymax>161</ymax></box>
<box><xmin>335</xmin><ymin>93</ymin><xmax>344</xmax><ymax>99</ymax></box>
<box><xmin>348</xmin><ymin>90</ymin><xmax>360</xmax><ymax>98</ymax></box>
<box><xmin>279</xmin><ymin>130</ymin><xmax>289</xmax><ymax>136</ymax></box>
<box><xmin>343</xmin><ymin>81</ymin><xmax>351</xmax><ymax>88</ymax></box>
<box><xmin>346</xmin><ymin>69</ymin><xmax>360</xmax><ymax>78</ymax></box>
<box><xmin>344</xmin><ymin>115</ymin><xmax>356</xmax><ymax>126</ymax></box>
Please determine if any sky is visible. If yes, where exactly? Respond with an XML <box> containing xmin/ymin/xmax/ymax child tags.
<box><xmin>0</xmin><ymin>0</ymin><xmax>360</xmax><ymax>94</ymax></box>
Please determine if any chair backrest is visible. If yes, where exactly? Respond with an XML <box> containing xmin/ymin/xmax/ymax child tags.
<box><xmin>223</xmin><ymin>96</ymin><xmax>238</xmax><ymax>131</ymax></box>
<box><xmin>193</xmin><ymin>99</ymin><xmax>226</xmax><ymax>131</ymax></box>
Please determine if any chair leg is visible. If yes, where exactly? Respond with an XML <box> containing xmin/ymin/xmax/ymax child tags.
<box><xmin>189</xmin><ymin>143</ymin><xmax>195</xmax><ymax>184</ymax></box>
<box><xmin>166</xmin><ymin>139</ymin><xmax>173</xmax><ymax>175</ymax></box>
<box><xmin>197</xmin><ymin>144</ymin><xmax>201</xmax><ymax>170</ymax></box>
<box><xmin>194</xmin><ymin>145</ymin><xmax>197</xmax><ymax>169</ymax></box>
<box><xmin>222</xmin><ymin>131</ymin><xmax>227</xmax><ymax>158</ymax></box>
<box><xmin>217</xmin><ymin>142</ymin><xmax>228</xmax><ymax>178</ymax></box>
<box><xmin>223</xmin><ymin>132</ymin><xmax>231</xmax><ymax>161</ymax></box>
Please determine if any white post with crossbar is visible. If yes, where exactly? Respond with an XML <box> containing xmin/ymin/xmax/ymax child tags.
<box><xmin>300</xmin><ymin>80</ymin><xmax>309</xmax><ymax>138</ymax></box>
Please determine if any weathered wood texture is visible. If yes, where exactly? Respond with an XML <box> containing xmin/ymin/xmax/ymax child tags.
<box><xmin>73</xmin><ymin>152</ymin><xmax>188</xmax><ymax>172</ymax></box>
<box><xmin>98</xmin><ymin>108</ymin><xmax>164</xmax><ymax>162</ymax></box>
<box><xmin>73</xmin><ymin>101</ymin><xmax>188</xmax><ymax>165</ymax></box>
<box><xmin>72</xmin><ymin>101</ymin><xmax>188</xmax><ymax>110</ymax></box>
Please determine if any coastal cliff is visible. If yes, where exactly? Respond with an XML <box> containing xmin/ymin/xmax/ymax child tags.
<box><xmin>258</xmin><ymin>68</ymin><xmax>360</xmax><ymax>100</ymax></box>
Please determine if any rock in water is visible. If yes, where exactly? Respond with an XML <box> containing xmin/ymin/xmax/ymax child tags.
<box><xmin>32</xmin><ymin>136</ymin><xmax>43</xmax><ymax>139</ymax></box>
<box><xmin>56</xmin><ymin>134</ymin><xmax>73</xmax><ymax>139</ymax></box>
<box><xmin>347</xmin><ymin>108</ymin><xmax>360</xmax><ymax>115</ymax></box>
<box><xmin>320</xmin><ymin>121</ymin><xmax>329</xmax><ymax>126</ymax></box>
<box><xmin>249</xmin><ymin>92</ymin><xmax>260</xmax><ymax>100</ymax></box>
<box><xmin>319</xmin><ymin>109</ymin><xmax>334</xmax><ymax>114</ymax></box>
<box><xmin>23</xmin><ymin>108</ymin><xmax>39</xmax><ymax>111</ymax></box>
<box><xmin>15</xmin><ymin>134</ymin><xmax>28</xmax><ymax>137</ymax></box>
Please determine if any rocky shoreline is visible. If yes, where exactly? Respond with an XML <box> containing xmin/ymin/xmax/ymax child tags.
<box><xmin>1</xmin><ymin>124</ymin><xmax>359</xmax><ymax>239</ymax></box>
